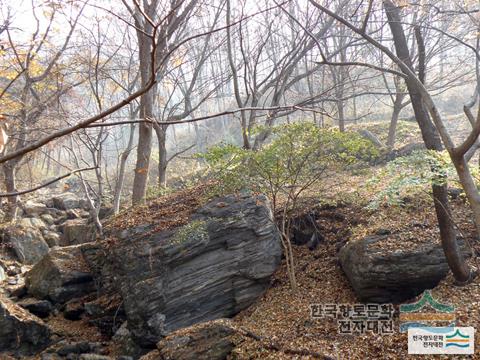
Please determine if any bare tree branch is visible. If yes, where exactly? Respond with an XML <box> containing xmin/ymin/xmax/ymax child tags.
<box><xmin>0</xmin><ymin>167</ymin><xmax>97</xmax><ymax>197</ymax></box>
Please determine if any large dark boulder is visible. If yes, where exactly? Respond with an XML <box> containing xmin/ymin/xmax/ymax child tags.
<box><xmin>109</xmin><ymin>193</ymin><xmax>282</xmax><ymax>346</ymax></box>
<box><xmin>0</xmin><ymin>296</ymin><xmax>51</xmax><ymax>355</ymax></box>
<box><xmin>25</xmin><ymin>244</ymin><xmax>96</xmax><ymax>304</ymax></box>
<box><xmin>339</xmin><ymin>235</ymin><xmax>472</xmax><ymax>303</ymax></box>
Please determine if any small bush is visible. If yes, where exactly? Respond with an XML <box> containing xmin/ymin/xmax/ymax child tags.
<box><xmin>199</xmin><ymin>122</ymin><xmax>379</xmax><ymax>208</ymax></box>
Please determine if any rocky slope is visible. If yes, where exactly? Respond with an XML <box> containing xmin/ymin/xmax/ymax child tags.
<box><xmin>0</xmin><ymin>189</ymin><xmax>283</xmax><ymax>359</ymax></box>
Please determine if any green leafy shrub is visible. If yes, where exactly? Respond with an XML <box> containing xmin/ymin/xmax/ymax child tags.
<box><xmin>366</xmin><ymin>150</ymin><xmax>456</xmax><ymax>209</ymax></box>
<box><xmin>199</xmin><ymin>122</ymin><xmax>379</xmax><ymax>208</ymax></box>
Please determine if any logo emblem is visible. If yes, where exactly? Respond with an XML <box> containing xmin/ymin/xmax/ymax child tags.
<box><xmin>408</xmin><ymin>327</ymin><xmax>474</xmax><ymax>354</ymax></box>
<box><xmin>399</xmin><ymin>290</ymin><xmax>455</xmax><ymax>332</ymax></box>
<box><xmin>445</xmin><ymin>329</ymin><xmax>471</xmax><ymax>348</ymax></box>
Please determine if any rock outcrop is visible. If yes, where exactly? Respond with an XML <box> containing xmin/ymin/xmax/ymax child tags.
<box><xmin>108</xmin><ymin>193</ymin><xmax>282</xmax><ymax>346</ymax></box>
<box><xmin>4</xmin><ymin>192</ymin><xmax>96</xmax><ymax>264</ymax></box>
<box><xmin>12</xmin><ymin>192</ymin><xmax>280</xmax><ymax>356</ymax></box>
<box><xmin>0</xmin><ymin>296</ymin><xmax>51</xmax><ymax>355</ymax></box>
<box><xmin>5</xmin><ymin>223</ymin><xmax>50</xmax><ymax>264</ymax></box>
<box><xmin>25</xmin><ymin>244</ymin><xmax>96</xmax><ymax>303</ymax></box>
<box><xmin>339</xmin><ymin>234</ymin><xmax>472</xmax><ymax>303</ymax></box>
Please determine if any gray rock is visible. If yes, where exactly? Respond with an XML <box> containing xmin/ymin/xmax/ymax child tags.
<box><xmin>79</xmin><ymin>355</ymin><xmax>112</xmax><ymax>360</ymax></box>
<box><xmin>25</xmin><ymin>244</ymin><xmax>95</xmax><ymax>304</ymax></box>
<box><xmin>44</xmin><ymin>232</ymin><xmax>61</xmax><ymax>248</ymax></box>
<box><xmin>18</xmin><ymin>298</ymin><xmax>53</xmax><ymax>318</ymax></box>
<box><xmin>41</xmin><ymin>213</ymin><xmax>56</xmax><ymax>225</ymax></box>
<box><xmin>50</xmin><ymin>224</ymin><xmax>64</xmax><ymax>234</ymax></box>
<box><xmin>56</xmin><ymin>341</ymin><xmax>101</xmax><ymax>356</ymax></box>
<box><xmin>83</xmin><ymin>294</ymin><xmax>122</xmax><ymax>319</ymax></box>
<box><xmin>52</xmin><ymin>192</ymin><xmax>87</xmax><ymax>210</ymax></box>
<box><xmin>41</xmin><ymin>354</ymin><xmax>62</xmax><ymax>360</ymax></box>
<box><xmin>139</xmin><ymin>351</ymin><xmax>161</xmax><ymax>359</ymax></box>
<box><xmin>339</xmin><ymin>235</ymin><xmax>472</xmax><ymax>303</ymax></box>
<box><xmin>98</xmin><ymin>206</ymin><xmax>113</xmax><ymax>220</ymax></box>
<box><xmin>63</xmin><ymin>177</ymin><xmax>83</xmax><ymax>193</ymax></box>
<box><xmin>112</xmin><ymin>322</ymin><xmax>144</xmax><ymax>358</ymax></box>
<box><xmin>43</xmin><ymin>197</ymin><xmax>55</xmax><ymax>208</ymax></box>
<box><xmin>0</xmin><ymin>295</ymin><xmax>51</xmax><ymax>355</ymax></box>
<box><xmin>6</xmin><ymin>224</ymin><xmax>49</xmax><ymax>264</ymax></box>
<box><xmin>46</xmin><ymin>207</ymin><xmax>67</xmax><ymax>218</ymax></box>
<box><xmin>54</xmin><ymin>214</ymin><xmax>68</xmax><ymax>226</ymax></box>
<box><xmin>67</xmin><ymin>208</ymin><xmax>90</xmax><ymax>219</ymax></box>
<box><xmin>112</xmin><ymin>321</ymin><xmax>130</xmax><ymax>342</ymax></box>
<box><xmin>23</xmin><ymin>200</ymin><xmax>48</xmax><ymax>216</ymax></box>
<box><xmin>109</xmin><ymin>194</ymin><xmax>282</xmax><ymax>346</ymax></box>
<box><xmin>62</xmin><ymin>219</ymin><xmax>96</xmax><ymax>246</ymax></box>
<box><xmin>18</xmin><ymin>217</ymin><xmax>48</xmax><ymax>230</ymax></box>
<box><xmin>156</xmin><ymin>319</ymin><xmax>236</xmax><ymax>360</ymax></box>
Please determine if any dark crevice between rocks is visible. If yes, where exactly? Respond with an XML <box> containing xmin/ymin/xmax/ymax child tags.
<box><xmin>290</xmin><ymin>212</ymin><xmax>324</xmax><ymax>250</ymax></box>
<box><xmin>287</xmin><ymin>203</ymin><xmax>363</xmax><ymax>253</ymax></box>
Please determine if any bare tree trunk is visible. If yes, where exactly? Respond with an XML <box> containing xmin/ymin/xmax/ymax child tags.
<box><xmin>113</xmin><ymin>123</ymin><xmax>136</xmax><ymax>214</ymax></box>
<box><xmin>132</xmin><ymin>115</ymin><xmax>152</xmax><ymax>204</ymax></box>
<box><xmin>78</xmin><ymin>174</ymin><xmax>103</xmax><ymax>236</ymax></box>
<box><xmin>333</xmin><ymin>68</ymin><xmax>346</xmax><ymax>132</ymax></box>
<box><xmin>41</xmin><ymin>150</ymin><xmax>47</xmax><ymax>172</ymax></box>
<box><xmin>131</xmin><ymin>13</ymin><xmax>155</xmax><ymax>205</ymax></box>
<box><xmin>155</xmin><ymin>125</ymin><xmax>167</xmax><ymax>188</ymax></box>
<box><xmin>386</xmin><ymin>94</ymin><xmax>404</xmax><ymax>148</ymax></box>
<box><xmin>384</xmin><ymin>0</ymin><xmax>471</xmax><ymax>283</ymax></box>
<box><xmin>3</xmin><ymin>162</ymin><xmax>18</xmax><ymax>220</ymax></box>
<box><xmin>352</xmin><ymin>95</ymin><xmax>357</xmax><ymax>125</ymax></box>
<box><xmin>332</xmin><ymin>46</ymin><xmax>347</xmax><ymax>132</ymax></box>
<box><xmin>56</xmin><ymin>148</ymin><xmax>62</xmax><ymax>174</ymax></box>
<box><xmin>337</xmin><ymin>99</ymin><xmax>345</xmax><ymax>132</ymax></box>
<box><xmin>2</xmin><ymin>128</ymin><xmax>24</xmax><ymax>219</ymax></box>
<box><xmin>46</xmin><ymin>149</ymin><xmax>52</xmax><ymax>174</ymax></box>
<box><xmin>226</xmin><ymin>0</ymin><xmax>250</xmax><ymax>149</ymax></box>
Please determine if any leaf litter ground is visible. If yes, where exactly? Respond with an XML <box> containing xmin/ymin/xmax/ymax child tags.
<box><xmin>232</xmin><ymin>195</ymin><xmax>480</xmax><ymax>359</ymax></box>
